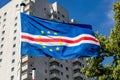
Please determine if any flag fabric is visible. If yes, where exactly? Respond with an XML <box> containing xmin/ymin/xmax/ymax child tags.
<box><xmin>0</xmin><ymin>0</ymin><xmax>11</xmax><ymax>8</ymax></box>
<box><xmin>20</xmin><ymin>13</ymin><xmax>100</xmax><ymax>59</ymax></box>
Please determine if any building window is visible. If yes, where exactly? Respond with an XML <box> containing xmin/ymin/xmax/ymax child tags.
<box><xmin>2</xmin><ymin>24</ymin><xmax>5</xmax><ymax>28</ymax></box>
<box><xmin>61</xmin><ymin>72</ymin><xmax>63</xmax><ymax>75</ymax></box>
<box><xmin>45</xmin><ymin>78</ymin><xmax>47</xmax><ymax>80</ymax></box>
<box><xmin>45</xmin><ymin>70</ymin><xmax>47</xmax><ymax>73</ymax></box>
<box><xmin>16</xmin><ymin>4</ymin><xmax>19</xmax><ymax>8</ymax></box>
<box><xmin>58</xmin><ymin>17</ymin><xmax>60</xmax><ymax>20</ymax></box>
<box><xmin>14</xmin><ymin>23</ymin><xmax>17</xmax><ymax>27</ymax></box>
<box><xmin>66</xmin><ymin>75</ymin><xmax>69</xmax><ymax>79</ymax></box>
<box><xmin>1</xmin><ymin>44</ymin><xmax>3</xmax><ymax>48</ymax></box>
<box><xmin>11</xmin><ymin>75</ymin><xmax>14</xmax><ymax>80</ymax></box>
<box><xmin>14</xmin><ymin>30</ymin><xmax>17</xmax><ymax>33</ymax></box>
<box><xmin>60</xmin><ymin>64</ymin><xmax>63</xmax><ymax>67</ymax></box>
<box><xmin>12</xmin><ymin>51</ymin><xmax>15</xmax><ymax>55</ymax></box>
<box><xmin>0</xmin><ymin>59</ymin><xmax>2</xmax><ymax>62</ymax></box>
<box><xmin>57</xmin><ymin>11</ymin><xmax>60</xmax><ymax>14</ymax></box>
<box><xmin>54</xmin><ymin>15</ymin><xmax>57</xmax><ymax>18</ymax></box>
<box><xmin>2</xmin><ymin>31</ymin><xmax>5</xmax><ymax>34</ymax></box>
<box><xmin>0</xmin><ymin>51</ymin><xmax>3</xmax><ymax>55</ymax></box>
<box><xmin>13</xmin><ymin>44</ymin><xmax>16</xmax><ymax>48</ymax></box>
<box><xmin>62</xmin><ymin>14</ymin><xmax>65</xmax><ymax>18</ymax></box>
<box><xmin>12</xmin><ymin>59</ymin><xmax>15</xmax><ymax>63</ymax></box>
<box><xmin>13</xmin><ymin>37</ymin><xmax>16</xmax><ymax>40</ymax></box>
<box><xmin>3</xmin><ymin>19</ymin><xmax>6</xmax><ymax>22</ymax></box>
<box><xmin>82</xmin><ymin>64</ymin><xmax>84</xmax><ymax>67</ymax></box>
<box><xmin>30</xmin><ymin>56</ymin><xmax>33</xmax><ymax>58</ymax></box>
<box><xmin>15</xmin><ymin>16</ymin><xmax>18</xmax><ymax>20</ymax></box>
<box><xmin>24</xmin><ymin>0</ymin><xmax>28</xmax><ymax>2</ymax></box>
<box><xmin>30</xmin><ymin>64</ymin><xmax>33</xmax><ymax>67</ymax></box>
<box><xmin>44</xmin><ymin>8</ymin><xmax>46</xmax><ymax>11</ymax></box>
<box><xmin>1</xmin><ymin>37</ymin><xmax>4</xmax><ymax>41</ymax></box>
<box><xmin>4</xmin><ymin>12</ymin><xmax>7</xmax><ymax>16</ymax></box>
<box><xmin>11</xmin><ymin>67</ymin><xmax>14</xmax><ymax>72</ymax></box>
<box><xmin>66</xmin><ymin>67</ymin><xmax>69</xmax><ymax>71</ymax></box>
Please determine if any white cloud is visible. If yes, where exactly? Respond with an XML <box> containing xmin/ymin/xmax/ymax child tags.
<box><xmin>102</xmin><ymin>10</ymin><xmax>114</xmax><ymax>27</ymax></box>
<box><xmin>99</xmin><ymin>0</ymin><xmax>115</xmax><ymax>36</ymax></box>
<box><xmin>107</xmin><ymin>10</ymin><xmax>114</xmax><ymax>20</ymax></box>
<box><xmin>105</xmin><ymin>0</ymin><xmax>115</xmax><ymax>24</ymax></box>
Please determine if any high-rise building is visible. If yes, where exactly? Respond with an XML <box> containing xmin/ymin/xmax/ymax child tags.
<box><xmin>0</xmin><ymin>0</ymin><xmax>88</xmax><ymax>80</ymax></box>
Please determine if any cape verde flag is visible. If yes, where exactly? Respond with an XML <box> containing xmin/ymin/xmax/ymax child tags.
<box><xmin>20</xmin><ymin>13</ymin><xmax>100</xmax><ymax>59</ymax></box>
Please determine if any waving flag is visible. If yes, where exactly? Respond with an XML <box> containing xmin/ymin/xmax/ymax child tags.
<box><xmin>20</xmin><ymin>13</ymin><xmax>100</xmax><ymax>59</ymax></box>
<box><xmin>0</xmin><ymin>0</ymin><xmax>11</xmax><ymax>8</ymax></box>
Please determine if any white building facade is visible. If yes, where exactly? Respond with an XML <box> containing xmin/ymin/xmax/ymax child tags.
<box><xmin>0</xmin><ymin>0</ymin><xmax>88</xmax><ymax>80</ymax></box>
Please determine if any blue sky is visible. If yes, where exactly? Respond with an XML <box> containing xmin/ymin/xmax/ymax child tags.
<box><xmin>49</xmin><ymin>0</ymin><xmax>116</xmax><ymax>36</ymax></box>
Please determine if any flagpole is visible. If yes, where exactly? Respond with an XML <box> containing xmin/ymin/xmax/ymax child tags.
<box><xmin>32</xmin><ymin>68</ymin><xmax>36</xmax><ymax>80</ymax></box>
<box><xmin>20</xmin><ymin>2</ymin><xmax>26</xmax><ymax>80</ymax></box>
<box><xmin>20</xmin><ymin>3</ymin><xmax>26</xmax><ymax>12</ymax></box>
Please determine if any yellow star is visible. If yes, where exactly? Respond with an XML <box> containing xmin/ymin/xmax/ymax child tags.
<box><xmin>59</xmin><ymin>42</ymin><xmax>63</xmax><ymax>45</ymax></box>
<box><xmin>58</xmin><ymin>36</ymin><xmax>62</xmax><ymax>39</ymax></box>
<box><xmin>41</xmin><ymin>30</ymin><xmax>44</xmax><ymax>34</ymax></box>
<box><xmin>54</xmin><ymin>32</ymin><xmax>57</xmax><ymax>35</ymax></box>
<box><xmin>56</xmin><ymin>47</ymin><xmax>60</xmax><ymax>51</ymax></box>
<box><xmin>47</xmin><ymin>31</ymin><xmax>50</xmax><ymax>34</ymax></box>
<box><xmin>42</xmin><ymin>46</ymin><xmax>46</xmax><ymax>48</ymax></box>
<box><xmin>49</xmin><ymin>48</ymin><xmax>53</xmax><ymax>52</ymax></box>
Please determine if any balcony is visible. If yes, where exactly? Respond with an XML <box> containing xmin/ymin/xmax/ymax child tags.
<box><xmin>50</xmin><ymin>65</ymin><xmax>60</xmax><ymax>71</ymax></box>
<box><xmin>22</xmin><ymin>55</ymin><xmax>29</xmax><ymax>62</ymax></box>
<box><xmin>73</xmin><ymin>61</ymin><xmax>82</xmax><ymax>67</ymax></box>
<box><xmin>22</xmin><ymin>72</ymin><xmax>28</xmax><ymax>80</ymax></box>
<box><xmin>73</xmin><ymin>72</ymin><xmax>82</xmax><ymax>78</ymax></box>
<box><xmin>50</xmin><ymin>73</ymin><xmax>60</xmax><ymax>79</ymax></box>
<box><xmin>49</xmin><ymin>58</ymin><xmax>59</xmax><ymax>62</ymax></box>
<box><xmin>24</xmin><ymin>0</ymin><xmax>34</xmax><ymax>14</ymax></box>
<box><xmin>72</xmin><ymin>58</ymin><xmax>83</xmax><ymax>63</ymax></box>
<box><xmin>73</xmin><ymin>58</ymin><xmax>79</xmax><ymax>61</ymax></box>
<box><xmin>49</xmin><ymin>58</ymin><xmax>60</xmax><ymax>68</ymax></box>
<box><xmin>22</xmin><ymin>64</ymin><xmax>28</xmax><ymax>71</ymax></box>
<box><xmin>73</xmin><ymin>65</ymin><xmax>81</xmax><ymax>70</ymax></box>
<box><xmin>74</xmin><ymin>76</ymin><xmax>83</xmax><ymax>80</ymax></box>
<box><xmin>25</xmin><ymin>0</ymin><xmax>34</xmax><ymax>6</ymax></box>
<box><xmin>22</xmin><ymin>58</ymin><xmax>33</xmax><ymax>66</ymax></box>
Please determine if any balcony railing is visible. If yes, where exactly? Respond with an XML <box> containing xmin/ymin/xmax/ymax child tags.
<box><xmin>22</xmin><ymin>55</ymin><xmax>29</xmax><ymax>62</ymax></box>
<box><xmin>50</xmin><ymin>65</ymin><xmax>60</xmax><ymax>71</ymax></box>
<box><xmin>73</xmin><ymin>65</ymin><xmax>81</xmax><ymax>70</ymax></box>
<box><xmin>73</xmin><ymin>72</ymin><xmax>82</xmax><ymax>78</ymax></box>
<box><xmin>50</xmin><ymin>73</ymin><xmax>60</xmax><ymax>79</ymax></box>
<box><xmin>49</xmin><ymin>58</ymin><xmax>59</xmax><ymax>63</ymax></box>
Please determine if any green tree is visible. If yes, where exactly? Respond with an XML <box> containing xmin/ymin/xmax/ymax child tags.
<box><xmin>81</xmin><ymin>2</ymin><xmax>120</xmax><ymax>80</ymax></box>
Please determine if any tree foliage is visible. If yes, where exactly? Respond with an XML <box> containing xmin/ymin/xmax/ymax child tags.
<box><xmin>81</xmin><ymin>2</ymin><xmax>120</xmax><ymax>80</ymax></box>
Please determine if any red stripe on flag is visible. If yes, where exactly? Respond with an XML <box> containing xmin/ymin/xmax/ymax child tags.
<box><xmin>21</xmin><ymin>35</ymin><xmax>99</xmax><ymax>44</ymax></box>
